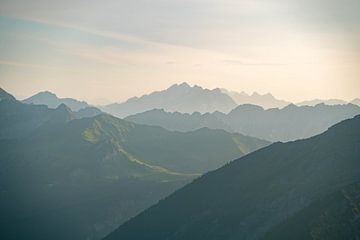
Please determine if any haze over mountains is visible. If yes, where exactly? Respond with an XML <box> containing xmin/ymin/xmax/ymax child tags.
<box><xmin>220</xmin><ymin>89</ymin><xmax>290</xmax><ymax>109</ymax></box>
<box><xmin>2</xmin><ymin>85</ymin><xmax>360</xmax><ymax>240</ymax></box>
<box><xmin>0</xmin><ymin>89</ymin><xmax>269</xmax><ymax>240</ymax></box>
<box><xmin>23</xmin><ymin>91</ymin><xmax>91</xmax><ymax>111</ymax></box>
<box><xmin>22</xmin><ymin>84</ymin><xmax>360</xmax><ymax>121</ymax></box>
<box><xmin>105</xmin><ymin>115</ymin><xmax>360</xmax><ymax>240</ymax></box>
<box><xmin>2</xmin><ymin>0</ymin><xmax>360</xmax><ymax>238</ymax></box>
<box><xmin>101</xmin><ymin>83</ymin><xmax>237</xmax><ymax>118</ymax></box>
<box><xmin>297</xmin><ymin>99</ymin><xmax>348</xmax><ymax>106</ymax></box>
<box><xmin>126</xmin><ymin>103</ymin><xmax>360</xmax><ymax>142</ymax></box>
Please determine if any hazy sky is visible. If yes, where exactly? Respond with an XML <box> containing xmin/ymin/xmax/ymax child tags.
<box><xmin>0</xmin><ymin>0</ymin><xmax>359</xmax><ymax>104</ymax></box>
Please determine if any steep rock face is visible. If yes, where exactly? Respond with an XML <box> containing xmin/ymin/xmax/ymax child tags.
<box><xmin>101</xmin><ymin>83</ymin><xmax>237</xmax><ymax>118</ymax></box>
<box><xmin>105</xmin><ymin>115</ymin><xmax>360</xmax><ymax>240</ymax></box>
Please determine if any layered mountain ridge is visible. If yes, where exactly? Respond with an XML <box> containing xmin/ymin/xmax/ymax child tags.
<box><xmin>0</xmin><ymin>98</ymin><xmax>269</xmax><ymax>240</ymax></box>
<box><xmin>126</xmin><ymin>103</ymin><xmax>360</xmax><ymax>142</ymax></box>
<box><xmin>101</xmin><ymin>82</ymin><xmax>237</xmax><ymax>118</ymax></box>
<box><xmin>23</xmin><ymin>91</ymin><xmax>91</xmax><ymax>111</ymax></box>
<box><xmin>105</xmin><ymin>114</ymin><xmax>360</xmax><ymax>240</ymax></box>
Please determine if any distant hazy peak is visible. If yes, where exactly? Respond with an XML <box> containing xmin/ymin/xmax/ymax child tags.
<box><xmin>220</xmin><ymin>88</ymin><xmax>291</xmax><ymax>109</ymax></box>
<box><xmin>23</xmin><ymin>91</ymin><xmax>90</xmax><ymax>111</ymax></box>
<box><xmin>0</xmin><ymin>88</ymin><xmax>16</xmax><ymax>101</ymax></box>
<box><xmin>350</xmin><ymin>98</ymin><xmax>360</xmax><ymax>106</ymax></box>
<box><xmin>297</xmin><ymin>98</ymin><xmax>348</xmax><ymax>106</ymax></box>
<box><xmin>230</xmin><ymin>104</ymin><xmax>264</xmax><ymax>113</ymax></box>
<box><xmin>101</xmin><ymin>82</ymin><xmax>237</xmax><ymax>118</ymax></box>
<box><xmin>38</xmin><ymin>91</ymin><xmax>57</xmax><ymax>96</ymax></box>
<box><xmin>168</xmin><ymin>82</ymin><xmax>191</xmax><ymax>90</ymax></box>
<box><xmin>56</xmin><ymin>103</ymin><xmax>72</xmax><ymax>111</ymax></box>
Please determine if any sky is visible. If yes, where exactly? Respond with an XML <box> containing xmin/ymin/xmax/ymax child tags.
<box><xmin>0</xmin><ymin>0</ymin><xmax>359</xmax><ymax>104</ymax></box>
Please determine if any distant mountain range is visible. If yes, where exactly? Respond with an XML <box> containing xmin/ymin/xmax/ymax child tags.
<box><xmin>23</xmin><ymin>91</ymin><xmax>90</xmax><ymax>111</ymax></box>
<box><xmin>21</xmin><ymin>84</ymin><xmax>360</xmax><ymax>119</ymax></box>
<box><xmin>126</xmin><ymin>103</ymin><xmax>360</xmax><ymax>142</ymax></box>
<box><xmin>220</xmin><ymin>88</ymin><xmax>290</xmax><ymax>109</ymax></box>
<box><xmin>297</xmin><ymin>98</ymin><xmax>347</xmax><ymax>106</ymax></box>
<box><xmin>0</xmin><ymin>95</ymin><xmax>268</xmax><ymax>240</ymax></box>
<box><xmin>104</xmin><ymin>114</ymin><xmax>360</xmax><ymax>240</ymax></box>
<box><xmin>101</xmin><ymin>83</ymin><xmax>237</xmax><ymax>118</ymax></box>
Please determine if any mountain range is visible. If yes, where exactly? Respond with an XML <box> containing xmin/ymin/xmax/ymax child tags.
<box><xmin>105</xmin><ymin>114</ymin><xmax>360</xmax><ymax>240</ymax></box>
<box><xmin>220</xmin><ymin>88</ymin><xmax>290</xmax><ymax>109</ymax></box>
<box><xmin>0</xmin><ymin>92</ymin><xmax>269</xmax><ymax>240</ymax></box>
<box><xmin>297</xmin><ymin>98</ymin><xmax>348</xmax><ymax>106</ymax></box>
<box><xmin>22</xmin><ymin>84</ymin><xmax>360</xmax><ymax>119</ymax></box>
<box><xmin>23</xmin><ymin>91</ymin><xmax>91</xmax><ymax>111</ymax></box>
<box><xmin>101</xmin><ymin>83</ymin><xmax>237</xmax><ymax>118</ymax></box>
<box><xmin>126</xmin><ymin>103</ymin><xmax>360</xmax><ymax>142</ymax></box>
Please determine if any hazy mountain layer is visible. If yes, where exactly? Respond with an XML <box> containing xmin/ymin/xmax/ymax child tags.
<box><xmin>105</xmin><ymin>115</ymin><xmax>360</xmax><ymax>240</ymax></box>
<box><xmin>221</xmin><ymin>89</ymin><xmax>290</xmax><ymax>109</ymax></box>
<box><xmin>126</xmin><ymin>103</ymin><xmax>360</xmax><ymax>142</ymax></box>
<box><xmin>297</xmin><ymin>98</ymin><xmax>348</xmax><ymax>106</ymax></box>
<box><xmin>0</xmin><ymin>100</ymin><xmax>268</xmax><ymax>240</ymax></box>
<box><xmin>23</xmin><ymin>91</ymin><xmax>90</xmax><ymax>111</ymax></box>
<box><xmin>101</xmin><ymin>82</ymin><xmax>237</xmax><ymax>118</ymax></box>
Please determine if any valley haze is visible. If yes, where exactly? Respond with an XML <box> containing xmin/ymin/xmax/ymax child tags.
<box><xmin>0</xmin><ymin>0</ymin><xmax>360</xmax><ymax>240</ymax></box>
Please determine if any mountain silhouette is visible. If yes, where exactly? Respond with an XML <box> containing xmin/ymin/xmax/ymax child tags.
<box><xmin>101</xmin><ymin>82</ymin><xmax>237</xmax><ymax>118</ymax></box>
<box><xmin>23</xmin><ymin>91</ymin><xmax>90</xmax><ymax>111</ymax></box>
<box><xmin>105</xmin><ymin>115</ymin><xmax>360</xmax><ymax>240</ymax></box>
<box><xmin>221</xmin><ymin>89</ymin><xmax>290</xmax><ymax>109</ymax></box>
<box><xmin>297</xmin><ymin>98</ymin><xmax>348</xmax><ymax>106</ymax></box>
<box><xmin>0</xmin><ymin>87</ymin><xmax>16</xmax><ymax>101</ymax></box>
<box><xmin>0</xmin><ymin>100</ymin><xmax>268</xmax><ymax>240</ymax></box>
<box><xmin>126</xmin><ymin>103</ymin><xmax>360</xmax><ymax>142</ymax></box>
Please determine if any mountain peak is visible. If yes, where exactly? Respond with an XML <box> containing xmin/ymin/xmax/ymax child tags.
<box><xmin>49</xmin><ymin>103</ymin><xmax>74</xmax><ymax>123</ymax></box>
<box><xmin>36</xmin><ymin>91</ymin><xmax>58</xmax><ymax>98</ymax></box>
<box><xmin>168</xmin><ymin>82</ymin><xmax>191</xmax><ymax>90</ymax></box>
<box><xmin>231</xmin><ymin>104</ymin><xmax>264</xmax><ymax>113</ymax></box>
<box><xmin>0</xmin><ymin>88</ymin><xmax>16</xmax><ymax>101</ymax></box>
<box><xmin>264</xmin><ymin>93</ymin><xmax>274</xmax><ymax>98</ymax></box>
<box><xmin>251</xmin><ymin>91</ymin><xmax>261</xmax><ymax>97</ymax></box>
<box><xmin>283</xmin><ymin>103</ymin><xmax>298</xmax><ymax>109</ymax></box>
<box><xmin>23</xmin><ymin>91</ymin><xmax>89</xmax><ymax>111</ymax></box>
<box><xmin>56</xmin><ymin>103</ymin><xmax>71</xmax><ymax>111</ymax></box>
<box><xmin>102</xmin><ymin>83</ymin><xmax>237</xmax><ymax>117</ymax></box>
<box><xmin>179</xmin><ymin>82</ymin><xmax>190</xmax><ymax>88</ymax></box>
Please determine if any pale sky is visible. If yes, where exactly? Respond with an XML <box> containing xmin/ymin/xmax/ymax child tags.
<box><xmin>0</xmin><ymin>0</ymin><xmax>359</xmax><ymax>104</ymax></box>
